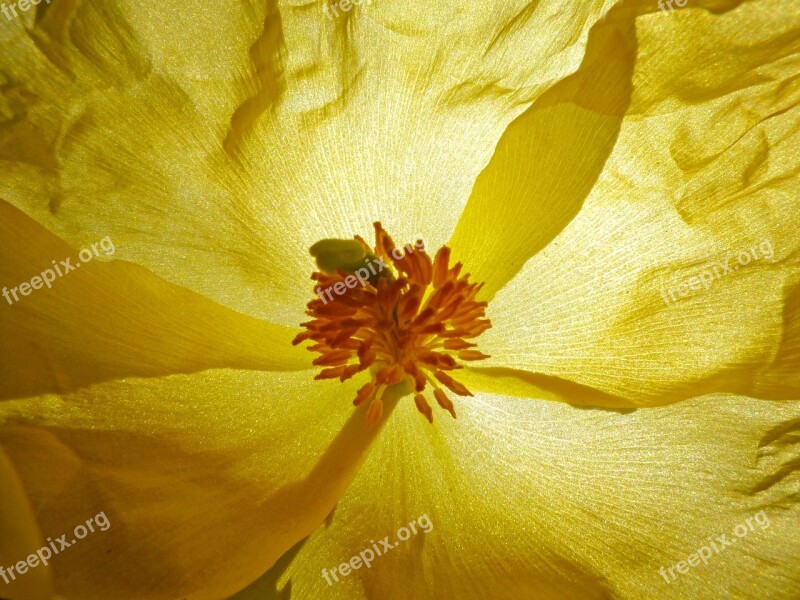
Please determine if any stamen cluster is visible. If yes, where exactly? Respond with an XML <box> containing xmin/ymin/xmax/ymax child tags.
<box><xmin>294</xmin><ymin>223</ymin><xmax>491</xmax><ymax>426</ymax></box>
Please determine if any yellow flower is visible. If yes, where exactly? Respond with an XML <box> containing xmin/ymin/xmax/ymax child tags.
<box><xmin>1</xmin><ymin>0</ymin><xmax>799</xmax><ymax>599</ymax></box>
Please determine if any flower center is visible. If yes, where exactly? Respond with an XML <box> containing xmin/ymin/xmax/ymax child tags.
<box><xmin>293</xmin><ymin>222</ymin><xmax>491</xmax><ymax>427</ymax></box>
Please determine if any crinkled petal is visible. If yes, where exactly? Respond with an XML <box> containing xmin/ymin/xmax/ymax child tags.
<box><xmin>0</xmin><ymin>370</ymin><xmax>398</xmax><ymax>600</ymax></box>
<box><xmin>0</xmin><ymin>199</ymin><xmax>307</xmax><ymax>400</ymax></box>
<box><xmin>473</xmin><ymin>0</ymin><xmax>800</xmax><ymax>406</ymax></box>
<box><xmin>448</xmin><ymin>0</ymin><xmax>639</xmax><ymax>298</ymax></box>
<box><xmin>238</xmin><ymin>393</ymin><xmax>800</xmax><ymax>599</ymax></box>
<box><xmin>1</xmin><ymin>0</ymin><xmax>616</xmax><ymax>326</ymax></box>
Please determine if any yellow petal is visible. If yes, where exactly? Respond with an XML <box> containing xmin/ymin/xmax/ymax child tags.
<box><xmin>0</xmin><ymin>369</ymin><xmax>397</xmax><ymax>599</ymax></box>
<box><xmin>0</xmin><ymin>447</ymin><xmax>53</xmax><ymax>600</ymax></box>
<box><xmin>473</xmin><ymin>0</ymin><xmax>800</xmax><ymax>406</ymax></box>
<box><xmin>240</xmin><ymin>393</ymin><xmax>800</xmax><ymax>599</ymax></box>
<box><xmin>1</xmin><ymin>0</ymin><xmax>616</xmax><ymax>326</ymax></box>
<box><xmin>0</xmin><ymin>200</ymin><xmax>307</xmax><ymax>400</ymax></box>
<box><xmin>448</xmin><ymin>0</ymin><xmax>639</xmax><ymax>299</ymax></box>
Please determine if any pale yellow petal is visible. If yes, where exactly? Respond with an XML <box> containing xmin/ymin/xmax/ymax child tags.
<box><xmin>0</xmin><ymin>447</ymin><xmax>53</xmax><ymax>600</ymax></box>
<box><xmin>239</xmin><ymin>393</ymin><xmax>800</xmax><ymax>599</ymax></box>
<box><xmin>0</xmin><ymin>199</ymin><xmax>307</xmax><ymax>400</ymax></box>
<box><xmin>448</xmin><ymin>0</ymin><xmax>638</xmax><ymax>298</ymax></box>
<box><xmin>1</xmin><ymin>0</ymin><xmax>616</xmax><ymax>326</ymax></box>
<box><xmin>475</xmin><ymin>0</ymin><xmax>800</xmax><ymax>405</ymax></box>
<box><xmin>0</xmin><ymin>369</ymin><xmax>398</xmax><ymax>599</ymax></box>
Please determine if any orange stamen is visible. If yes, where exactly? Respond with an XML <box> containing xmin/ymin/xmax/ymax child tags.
<box><xmin>298</xmin><ymin>222</ymin><xmax>491</xmax><ymax>425</ymax></box>
<box><xmin>433</xmin><ymin>388</ymin><xmax>457</xmax><ymax>419</ymax></box>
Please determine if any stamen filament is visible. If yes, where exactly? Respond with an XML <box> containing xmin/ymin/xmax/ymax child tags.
<box><xmin>297</xmin><ymin>222</ymin><xmax>490</xmax><ymax>426</ymax></box>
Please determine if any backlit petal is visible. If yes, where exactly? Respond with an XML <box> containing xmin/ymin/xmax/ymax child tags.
<box><xmin>475</xmin><ymin>0</ymin><xmax>800</xmax><ymax>405</ymax></box>
<box><xmin>449</xmin><ymin>0</ymin><xmax>640</xmax><ymax>298</ymax></box>
<box><xmin>0</xmin><ymin>370</ymin><xmax>398</xmax><ymax>599</ymax></box>
<box><xmin>0</xmin><ymin>199</ymin><xmax>307</xmax><ymax>401</ymax></box>
<box><xmin>1</xmin><ymin>0</ymin><xmax>616</xmax><ymax>326</ymax></box>
<box><xmin>240</xmin><ymin>393</ymin><xmax>800</xmax><ymax>599</ymax></box>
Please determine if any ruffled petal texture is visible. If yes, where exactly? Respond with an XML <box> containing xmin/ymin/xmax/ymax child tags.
<box><xmin>0</xmin><ymin>447</ymin><xmax>53</xmax><ymax>600</ymax></box>
<box><xmin>0</xmin><ymin>0</ymin><xmax>616</xmax><ymax>327</ymax></box>
<box><xmin>1</xmin><ymin>2</ymin><xmax>798</xmax><ymax>600</ymax></box>
<box><xmin>468</xmin><ymin>0</ymin><xmax>800</xmax><ymax>406</ymax></box>
<box><xmin>0</xmin><ymin>2</ymin><xmax>624</xmax><ymax>597</ymax></box>
<box><xmin>448</xmin><ymin>0</ymin><xmax>638</xmax><ymax>299</ymax></box>
<box><xmin>240</xmin><ymin>393</ymin><xmax>800</xmax><ymax>600</ymax></box>
<box><xmin>0</xmin><ymin>199</ymin><xmax>307</xmax><ymax>400</ymax></box>
<box><xmin>0</xmin><ymin>370</ymin><xmax>400</xmax><ymax>599</ymax></box>
<box><xmin>0</xmin><ymin>201</ymin><xmax>398</xmax><ymax>597</ymax></box>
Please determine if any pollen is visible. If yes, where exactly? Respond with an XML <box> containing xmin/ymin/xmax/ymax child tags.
<box><xmin>293</xmin><ymin>222</ymin><xmax>491</xmax><ymax>427</ymax></box>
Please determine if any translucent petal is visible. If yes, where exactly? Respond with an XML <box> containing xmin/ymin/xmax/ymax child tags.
<box><xmin>473</xmin><ymin>0</ymin><xmax>800</xmax><ymax>405</ymax></box>
<box><xmin>0</xmin><ymin>200</ymin><xmax>307</xmax><ymax>401</ymax></box>
<box><xmin>0</xmin><ymin>370</ymin><xmax>396</xmax><ymax>599</ymax></box>
<box><xmin>243</xmin><ymin>393</ymin><xmax>800</xmax><ymax>599</ymax></box>
<box><xmin>449</xmin><ymin>0</ymin><xmax>638</xmax><ymax>298</ymax></box>
<box><xmin>0</xmin><ymin>0</ymin><xmax>615</xmax><ymax>326</ymax></box>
